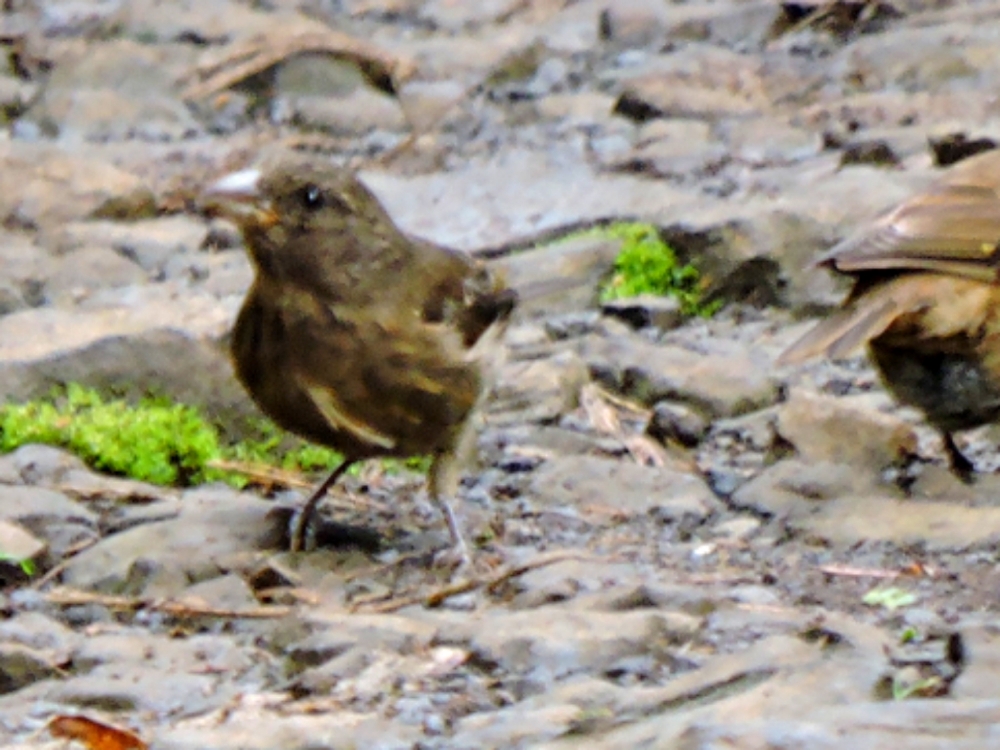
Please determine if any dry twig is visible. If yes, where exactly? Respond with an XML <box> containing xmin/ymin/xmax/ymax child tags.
<box><xmin>352</xmin><ymin>549</ymin><xmax>601</xmax><ymax>613</ymax></box>
<box><xmin>44</xmin><ymin>586</ymin><xmax>292</xmax><ymax>619</ymax></box>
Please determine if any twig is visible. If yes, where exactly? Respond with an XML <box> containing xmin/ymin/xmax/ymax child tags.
<box><xmin>30</xmin><ymin>538</ymin><xmax>99</xmax><ymax>590</ymax></box>
<box><xmin>816</xmin><ymin>563</ymin><xmax>932</xmax><ymax>580</ymax></box>
<box><xmin>590</xmin><ymin>384</ymin><xmax>652</xmax><ymax>417</ymax></box>
<box><xmin>352</xmin><ymin>549</ymin><xmax>599</xmax><ymax>613</ymax></box>
<box><xmin>208</xmin><ymin>458</ymin><xmax>391</xmax><ymax>513</ymax></box>
<box><xmin>44</xmin><ymin>587</ymin><xmax>292</xmax><ymax>619</ymax></box>
<box><xmin>179</xmin><ymin>30</ymin><xmax>415</xmax><ymax>102</ymax></box>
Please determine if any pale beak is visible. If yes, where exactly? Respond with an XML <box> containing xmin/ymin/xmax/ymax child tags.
<box><xmin>203</xmin><ymin>168</ymin><xmax>279</xmax><ymax>227</ymax></box>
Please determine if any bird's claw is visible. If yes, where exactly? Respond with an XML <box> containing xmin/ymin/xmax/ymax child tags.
<box><xmin>433</xmin><ymin>538</ymin><xmax>473</xmax><ymax>573</ymax></box>
<box><xmin>288</xmin><ymin>508</ymin><xmax>316</xmax><ymax>553</ymax></box>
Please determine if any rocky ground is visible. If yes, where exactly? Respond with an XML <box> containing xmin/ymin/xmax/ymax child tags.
<box><xmin>4</xmin><ymin>0</ymin><xmax>1000</xmax><ymax>748</ymax></box>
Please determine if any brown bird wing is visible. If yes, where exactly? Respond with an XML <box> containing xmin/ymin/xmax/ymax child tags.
<box><xmin>778</xmin><ymin>272</ymin><xmax>996</xmax><ymax>366</ymax></box>
<box><xmin>288</xmin><ymin>298</ymin><xmax>484</xmax><ymax>458</ymax></box>
<box><xmin>287</xmin><ymin>246</ymin><xmax>515</xmax><ymax>459</ymax></box>
<box><xmin>777</xmin><ymin>294</ymin><xmax>912</xmax><ymax>365</ymax></box>
<box><xmin>412</xmin><ymin>242</ymin><xmax>518</xmax><ymax>349</ymax></box>
<box><xmin>821</xmin><ymin>184</ymin><xmax>1000</xmax><ymax>283</ymax></box>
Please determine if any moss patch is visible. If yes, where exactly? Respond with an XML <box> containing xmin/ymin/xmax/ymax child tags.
<box><xmin>596</xmin><ymin>222</ymin><xmax>719</xmax><ymax>317</ymax></box>
<box><xmin>0</xmin><ymin>384</ymin><xmax>429</xmax><ymax>488</ymax></box>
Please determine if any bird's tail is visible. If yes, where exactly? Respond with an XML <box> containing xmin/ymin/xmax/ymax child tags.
<box><xmin>777</xmin><ymin>294</ymin><xmax>909</xmax><ymax>366</ymax></box>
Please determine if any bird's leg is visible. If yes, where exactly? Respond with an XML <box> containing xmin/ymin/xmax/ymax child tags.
<box><xmin>942</xmin><ymin>431</ymin><xmax>975</xmax><ymax>484</ymax></box>
<box><xmin>428</xmin><ymin>449</ymin><xmax>472</xmax><ymax>570</ymax></box>
<box><xmin>290</xmin><ymin>458</ymin><xmax>356</xmax><ymax>552</ymax></box>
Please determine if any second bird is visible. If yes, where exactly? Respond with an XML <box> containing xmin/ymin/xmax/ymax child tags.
<box><xmin>780</xmin><ymin>149</ymin><xmax>1000</xmax><ymax>481</ymax></box>
<box><xmin>205</xmin><ymin>154</ymin><xmax>517</xmax><ymax>561</ymax></box>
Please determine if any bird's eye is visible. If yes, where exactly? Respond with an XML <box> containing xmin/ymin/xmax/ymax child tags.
<box><xmin>301</xmin><ymin>184</ymin><xmax>324</xmax><ymax>210</ymax></box>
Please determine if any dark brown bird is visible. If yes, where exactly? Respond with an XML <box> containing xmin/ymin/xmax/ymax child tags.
<box><xmin>779</xmin><ymin>149</ymin><xmax>1000</xmax><ymax>481</ymax></box>
<box><xmin>204</xmin><ymin>155</ymin><xmax>517</xmax><ymax>561</ymax></box>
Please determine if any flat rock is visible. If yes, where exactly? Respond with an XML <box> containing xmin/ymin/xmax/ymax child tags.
<box><xmin>730</xmin><ymin>459</ymin><xmax>896</xmax><ymax>519</ymax></box>
<box><xmin>0</xmin><ymin>140</ymin><xmax>155</xmax><ymax>230</ymax></box>
<box><xmin>610</xmin><ymin>45</ymin><xmax>770</xmax><ymax>121</ymax></box>
<box><xmin>0</xmin><ymin>285</ymin><xmax>256</xmax><ymax>434</ymax></box>
<box><xmin>790</xmin><ymin>494</ymin><xmax>1000</xmax><ymax>550</ymax></box>
<box><xmin>529</xmin><ymin>454</ymin><xmax>718</xmax><ymax>523</ymax></box>
<box><xmin>776</xmin><ymin>390</ymin><xmax>919</xmax><ymax>474</ymax></box>
<box><xmin>496</xmin><ymin>235</ymin><xmax>622</xmax><ymax>317</ymax></box>
<box><xmin>52</xmin><ymin>216</ymin><xmax>210</xmax><ymax>277</ymax></box>
<box><xmin>492</xmin><ymin>350</ymin><xmax>590</xmax><ymax>424</ymax></box>
<box><xmin>0</xmin><ymin>485</ymin><xmax>98</xmax><ymax>561</ymax></box>
<box><xmin>25</xmin><ymin>39</ymin><xmax>200</xmax><ymax>143</ymax></box>
<box><xmin>360</xmin><ymin>149</ymin><xmax>703</xmax><ymax>253</ymax></box>
<box><xmin>452</xmin><ymin>608</ymin><xmax>699</xmax><ymax>686</ymax></box>
<box><xmin>580</xmin><ymin>331</ymin><xmax>780</xmax><ymax>418</ymax></box>
<box><xmin>0</xmin><ymin>520</ymin><xmax>45</xmax><ymax>572</ymax></box>
<box><xmin>41</xmin><ymin>246</ymin><xmax>148</xmax><ymax>306</ymax></box>
<box><xmin>59</xmin><ymin>488</ymin><xmax>284</xmax><ymax>593</ymax></box>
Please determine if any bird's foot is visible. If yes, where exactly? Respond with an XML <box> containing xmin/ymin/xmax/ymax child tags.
<box><xmin>432</xmin><ymin>538</ymin><xmax>473</xmax><ymax>573</ymax></box>
<box><xmin>288</xmin><ymin>506</ymin><xmax>317</xmax><ymax>553</ymax></box>
<box><xmin>943</xmin><ymin>432</ymin><xmax>976</xmax><ymax>485</ymax></box>
<box><xmin>288</xmin><ymin>460</ymin><xmax>356</xmax><ymax>552</ymax></box>
<box><xmin>433</xmin><ymin>497</ymin><xmax>474</xmax><ymax>573</ymax></box>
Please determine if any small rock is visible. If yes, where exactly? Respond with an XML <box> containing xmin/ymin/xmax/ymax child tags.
<box><xmin>42</xmin><ymin>246</ymin><xmax>147</xmax><ymax>305</ymax></box>
<box><xmin>530</xmin><ymin>454</ymin><xmax>717</xmax><ymax>523</ymax></box>
<box><xmin>601</xmin><ymin>294</ymin><xmax>683</xmax><ymax>331</ymax></box>
<box><xmin>776</xmin><ymin>390</ymin><xmax>918</xmax><ymax>474</ymax></box>
<box><xmin>25</xmin><ymin>39</ymin><xmax>200</xmax><ymax>143</ymax></box>
<box><xmin>730</xmin><ymin>459</ymin><xmax>888</xmax><ymax>519</ymax></box>
<box><xmin>0</xmin><ymin>643</ymin><xmax>62</xmax><ymax>694</ymax></box>
<box><xmin>581</xmin><ymin>331</ymin><xmax>780</xmax><ymax>418</ymax></box>
<box><xmin>53</xmin><ymin>216</ymin><xmax>210</xmax><ymax>277</ymax></box>
<box><xmin>0</xmin><ymin>140</ymin><xmax>155</xmax><ymax>230</ymax></box>
<box><xmin>491</xmin><ymin>350</ymin><xmax>590</xmax><ymax>424</ymax></box>
<box><xmin>0</xmin><ymin>520</ymin><xmax>46</xmax><ymax>574</ymax></box>
<box><xmin>497</xmin><ymin>235</ymin><xmax>622</xmax><ymax>318</ymax></box>
<box><xmin>647</xmin><ymin>401</ymin><xmax>709</xmax><ymax>447</ymax></box>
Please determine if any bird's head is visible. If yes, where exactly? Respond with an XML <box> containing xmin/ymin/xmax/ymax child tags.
<box><xmin>203</xmin><ymin>157</ymin><xmax>401</xmax><ymax>285</ymax></box>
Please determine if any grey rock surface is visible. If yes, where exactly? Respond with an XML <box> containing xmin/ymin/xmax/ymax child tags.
<box><xmin>3</xmin><ymin>1</ymin><xmax>1000</xmax><ymax>748</ymax></box>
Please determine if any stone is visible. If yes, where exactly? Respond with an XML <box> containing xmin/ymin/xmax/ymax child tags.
<box><xmin>359</xmin><ymin>148</ymin><xmax>698</xmax><ymax>253</ymax></box>
<box><xmin>41</xmin><ymin>246</ymin><xmax>147</xmax><ymax>305</ymax></box>
<box><xmin>0</xmin><ymin>520</ymin><xmax>46</xmax><ymax>572</ymax></box>
<box><xmin>647</xmin><ymin>401</ymin><xmax>709</xmax><ymax>447</ymax></box>
<box><xmin>24</xmin><ymin>39</ymin><xmax>200</xmax><ymax>143</ymax></box>
<box><xmin>491</xmin><ymin>350</ymin><xmax>590</xmax><ymax>424</ymax></box>
<box><xmin>52</xmin><ymin>216</ymin><xmax>210</xmax><ymax>277</ymax></box>
<box><xmin>58</xmin><ymin>489</ymin><xmax>284</xmax><ymax>593</ymax></box>
<box><xmin>580</xmin><ymin>332</ymin><xmax>780</xmax><ymax>418</ymax></box>
<box><xmin>0</xmin><ymin>286</ymin><xmax>256</xmax><ymax>436</ymax></box>
<box><xmin>496</xmin><ymin>235</ymin><xmax>622</xmax><ymax>318</ymax></box>
<box><xmin>610</xmin><ymin>45</ymin><xmax>769</xmax><ymax>122</ymax></box>
<box><xmin>530</xmin><ymin>454</ymin><xmax>717</xmax><ymax>523</ymax></box>
<box><xmin>0</xmin><ymin>644</ymin><xmax>61</xmax><ymax>695</ymax></box>
<box><xmin>0</xmin><ymin>139</ymin><xmax>155</xmax><ymax>230</ymax></box>
<box><xmin>601</xmin><ymin>294</ymin><xmax>683</xmax><ymax>331</ymax></box>
<box><xmin>776</xmin><ymin>390</ymin><xmax>919</xmax><ymax>474</ymax></box>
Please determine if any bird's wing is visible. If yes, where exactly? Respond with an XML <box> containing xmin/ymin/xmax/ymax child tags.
<box><xmin>778</xmin><ymin>273</ymin><xmax>992</xmax><ymax>365</ymax></box>
<box><xmin>411</xmin><ymin>242</ymin><xmax>519</xmax><ymax>351</ymax></box>
<box><xmin>821</xmin><ymin>182</ymin><xmax>1000</xmax><ymax>282</ymax></box>
<box><xmin>288</xmin><ymin>294</ymin><xmax>485</xmax><ymax>457</ymax></box>
<box><xmin>777</xmin><ymin>296</ymin><xmax>906</xmax><ymax>365</ymax></box>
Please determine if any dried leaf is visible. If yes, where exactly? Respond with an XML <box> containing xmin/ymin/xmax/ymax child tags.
<box><xmin>48</xmin><ymin>715</ymin><xmax>147</xmax><ymax>750</ymax></box>
<box><xmin>180</xmin><ymin>30</ymin><xmax>415</xmax><ymax>102</ymax></box>
<box><xmin>580</xmin><ymin>383</ymin><xmax>622</xmax><ymax>436</ymax></box>
<box><xmin>622</xmin><ymin>434</ymin><xmax>668</xmax><ymax>467</ymax></box>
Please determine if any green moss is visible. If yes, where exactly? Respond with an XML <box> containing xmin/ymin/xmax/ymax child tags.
<box><xmin>0</xmin><ymin>385</ymin><xmax>429</xmax><ymax>489</ymax></box>
<box><xmin>0</xmin><ymin>384</ymin><xmax>223</xmax><ymax>485</ymax></box>
<box><xmin>596</xmin><ymin>222</ymin><xmax>720</xmax><ymax>317</ymax></box>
